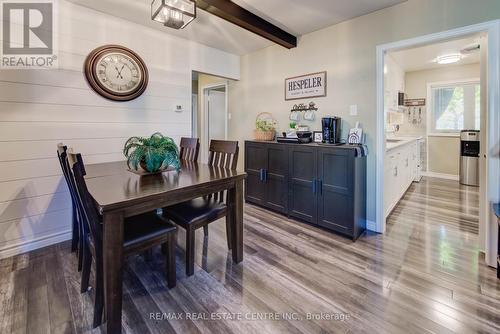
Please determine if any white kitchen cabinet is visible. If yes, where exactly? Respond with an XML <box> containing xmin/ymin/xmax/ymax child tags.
<box><xmin>384</xmin><ymin>140</ymin><xmax>419</xmax><ymax>219</ymax></box>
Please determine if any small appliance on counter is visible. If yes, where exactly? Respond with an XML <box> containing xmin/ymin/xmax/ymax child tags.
<box><xmin>321</xmin><ymin>117</ymin><xmax>342</xmax><ymax>144</ymax></box>
<box><xmin>296</xmin><ymin>131</ymin><xmax>312</xmax><ymax>143</ymax></box>
<box><xmin>276</xmin><ymin>130</ymin><xmax>312</xmax><ymax>144</ymax></box>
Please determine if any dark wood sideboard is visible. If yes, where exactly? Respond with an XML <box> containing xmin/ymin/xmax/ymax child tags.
<box><xmin>245</xmin><ymin>140</ymin><xmax>367</xmax><ymax>241</ymax></box>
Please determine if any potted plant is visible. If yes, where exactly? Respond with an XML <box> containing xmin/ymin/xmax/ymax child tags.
<box><xmin>254</xmin><ymin>112</ymin><xmax>277</xmax><ymax>141</ymax></box>
<box><xmin>123</xmin><ymin>132</ymin><xmax>180</xmax><ymax>174</ymax></box>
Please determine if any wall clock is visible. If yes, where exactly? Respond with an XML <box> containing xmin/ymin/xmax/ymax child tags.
<box><xmin>84</xmin><ymin>45</ymin><xmax>148</xmax><ymax>102</ymax></box>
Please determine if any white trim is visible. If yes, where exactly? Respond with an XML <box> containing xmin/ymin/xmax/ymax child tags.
<box><xmin>366</xmin><ymin>220</ymin><xmax>377</xmax><ymax>232</ymax></box>
<box><xmin>422</xmin><ymin>171</ymin><xmax>459</xmax><ymax>181</ymax></box>
<box><xmin>0</xmin><ymin>230</ymin><xmax>72</xmax><ymax>260</ymax></box>
<box><xmin>427</xmin><ymin>133</ymin><xmax>460</xmax><ymax>137</ymax></box>
<box><xmin>376</xmin><ymin>20</ymin><xmax>500</xmax><ymax>268</ymax></box>
<box><xmin>201</xmin><ymin>82</ymin><xmax>228</xmax><ymax>162</ymax></box>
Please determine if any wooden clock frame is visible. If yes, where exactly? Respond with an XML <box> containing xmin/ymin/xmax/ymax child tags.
<box><xmin>84</xmin><ymin>45</ymin><xmax>149</xmax><ymax>102</ymax></box>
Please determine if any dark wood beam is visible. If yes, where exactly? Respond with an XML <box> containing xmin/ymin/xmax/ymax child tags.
<box><xmin>195</xmin><ymin>0</ymin><xmax>297</xmax><ymax>49</ymax></box>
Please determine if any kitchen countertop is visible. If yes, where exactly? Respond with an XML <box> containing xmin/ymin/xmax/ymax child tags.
<box><xmin>386</xmin><ymin>136</ymin><xmax>422</xmax><ymax>152</ymax></box>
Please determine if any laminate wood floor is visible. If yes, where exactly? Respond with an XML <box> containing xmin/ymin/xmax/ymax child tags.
<box><xmin>0</xmin><ymin>177</ymin><xmax>498</xmax><ymax>334</ymax></box>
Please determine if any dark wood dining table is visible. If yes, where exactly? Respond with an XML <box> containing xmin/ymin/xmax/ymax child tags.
<box><xmin>84</xmin><ymin>160</ymin><xmax>246</xmax><ymax>334</ymax></box>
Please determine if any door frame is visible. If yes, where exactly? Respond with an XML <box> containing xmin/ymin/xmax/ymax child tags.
<box><xmin>376</xmin><ymin>20</ymin><xmax>500</xmax><ymax>267</ymax></box>
<box><xmin>201</xmin><ymin>82</ymin><xmax>228</xmax><ymax>162</ymax></box>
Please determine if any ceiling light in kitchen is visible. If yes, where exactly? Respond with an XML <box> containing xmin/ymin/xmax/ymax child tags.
<box><xmin>435</xmin><ymin>54</ymin><xmax>462</xmax><ymax>65</ymax></box>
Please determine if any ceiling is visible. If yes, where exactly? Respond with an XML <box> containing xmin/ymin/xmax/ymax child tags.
<box><xmin>389</xmin><ymin>34</ymin><xmax>482</xmax><ymax>72</ymax></box>
<box><xmin>67</xmin><ymin>0</ymin><xmax>407</xmax><ymax>55</ymax></box>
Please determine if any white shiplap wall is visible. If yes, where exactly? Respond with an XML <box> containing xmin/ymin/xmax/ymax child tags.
<box><xmin>0</xmin><ymin>0</ymin><xmax>240</xmax><ymax>258</ymax></box>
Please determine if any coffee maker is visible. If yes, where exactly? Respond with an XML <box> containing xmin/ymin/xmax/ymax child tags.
<box><xmin>321</xmin><ymin>117</ymin><xmax>342</xmax><ymax>144</ymax></box>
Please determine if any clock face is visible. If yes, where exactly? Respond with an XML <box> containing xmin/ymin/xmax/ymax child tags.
<box><xmin>84</xmin><ymin>45</ymin><xmax>148</xmax><ymax>101</ymax></box>
<box><xmin>95</xmin><ymin>52</ymin><xmax>143</xmax><ymax>94</ymax></box>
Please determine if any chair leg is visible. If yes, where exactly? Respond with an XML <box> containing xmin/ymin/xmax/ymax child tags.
<box><xmin>93</xmin><ymin>256</ymin><xmax>104</xmax><ymax>329</ymax></box>
<box><xmin>143</xmin><ymin>249</ymin><xmax>153</xmax><ymax>261</ymax></box>
<box><xmin>166</xmin><ymin>233</ymin><xmax>176</xmax><ymax>288</ymax></box>
<box><xmin>203</xmin><ymin>225</ymin><xmax>208</xmax><ymax>237</ymax></box>
<box><xmin>225</xmin><ymin>218</ymin><xmax>232</xmax><ymax>250</ymax></box>
<box><xmin>80</xmin><ymin>240</ymin><xmax>92</xmax><ymax>293</ymax></box>
<box><xmin>71</xmin><ymin>205</ymin><xmax>78</xmax><ymax>253</ymax></box>
<box><xmin>185</xmin><ymin>227</ymin><xmax>195</xmax><ymax>276</ymax></box>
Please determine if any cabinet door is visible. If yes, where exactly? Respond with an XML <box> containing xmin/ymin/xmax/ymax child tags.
<box><xmin>317</xmin><ymin>148</ymin><xmax>354</xmax><ymax>234</ymax></box>
<box><xmin>288</xmin><ymin>146</ymin><xmax>317</xmax><ymax>223</ymax></box>
<box><xmin>264</xmin><ymin>144</ymin><xmax>288</xmax><ymax>213</ymax></box>
<box><xmin>244</xmin><ymin>142</ymin><xmax>267</xmax><ymax>205</ymax></box>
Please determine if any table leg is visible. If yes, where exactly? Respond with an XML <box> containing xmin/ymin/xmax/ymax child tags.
<box><xmin>227</xmin><ymin>179</ymin><xmax>243</xmax><ymax>263</ymax></box>
<box><xmin>103</xmin><ymin>211</ymin><xmax>124</xmax><ymax>334</ymax></box>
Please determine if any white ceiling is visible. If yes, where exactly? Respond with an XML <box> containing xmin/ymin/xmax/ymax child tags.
<box><xmin>67</xmin><ymin>0</ymin><xmax>407</xmax><ymax>55</ymax></box>
<box><xmin>389</xmin><ymin>34</ymin><xmax>482</xmax><ymax>72</ymax></box>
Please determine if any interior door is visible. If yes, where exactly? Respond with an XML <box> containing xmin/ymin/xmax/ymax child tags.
<box><xmin>205</xmin><ymin>87</ymin><xmax>226</xmax><ymax>161</ymax></box>
<box><xmin>207</xmin><ymin>89</ymin><xmax>226</xmax><ymax>141</ymax></box>
<box><xmin>288</xmin><ymin>146</ymin><xmax>317</xmax><ymax>223</ymax></box>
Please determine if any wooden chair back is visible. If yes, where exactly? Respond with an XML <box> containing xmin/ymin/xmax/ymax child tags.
<box><xmin>57</xmin><ymin>143</ymin><xmax>70</xmax><ymax>184</ymax></box>
<box><xmin>67</xmin><ymin>152</ymin><xmax>103</xmax><ymax>251</ymax></box>
<box><xmin>57</xmin><ymin>143</ymin><xmax>80</xmax><ymax>217</ymax></box>
<box><xmin>207</xmin><ymin>140</ymin><xmax>239</xmax><ymax>169</ymax></box>
<box><xmin>179</xmin><ymin>137</ymin><xmax>200</xmax><ymax>162</ymax></box>
<box><xmin>207</xmin><ymin>140</ymin><xmax>239</xmax><ymax>202</ymax></box>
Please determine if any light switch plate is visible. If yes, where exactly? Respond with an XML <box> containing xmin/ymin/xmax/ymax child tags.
<box><xmin>350</xmin><ymin>105</ymin><xmax>358</xmax><ymax>116</ymax></box>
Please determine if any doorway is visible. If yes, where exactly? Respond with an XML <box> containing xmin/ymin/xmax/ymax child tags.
<box><xmin>376</xmin><ymin>20</ymin><xmax>500</xmax><ymax>268</ymax></box>
<box><xmin>203</xmin><ymin>84</ymin><xmax>228</xmax><ymax>161</ymax></box>
<box><xmin>191</xmin><ymin>71</ymin><xmax>230</xmax><ymax>162</ymax></box>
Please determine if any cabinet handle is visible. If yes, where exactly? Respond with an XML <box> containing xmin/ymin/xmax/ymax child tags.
<box><xmin>394</xmin><ymin>167</ymin><xmax>398</xmax><ymax>176</ymax></box>
<box><xmin>312</xmin><ymin>178</ymin><xmax>317</xmax><ymax>194</ymax></box>
<box><xmin>406</xmin><ymin>158</ymin><xmax>409</xmax><ymax>167</ymax></box>
<box><xmin>319</xmin><ymin>179</ymin><xmax>323</xmax><ymax>195</ymax></box>
<box><xmin>259</xmin><ymin>169</ymin><xmax>264</xmax><ymax>182</ymax></box>
<box><xmin>264</xmin><ymin>169</ymin><xmax>268</xmax><ymax>183</ymax></box>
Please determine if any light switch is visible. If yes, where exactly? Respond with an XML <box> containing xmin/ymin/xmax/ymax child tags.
<box><xmin>228</xmin><ymin>113</ymin><xmax>232</xmax><ymax>120</ymax></box>
<box><xmin>350</xmin><ymin>105</ymin><xmax>358</xmax><ymax>116</ymax></box>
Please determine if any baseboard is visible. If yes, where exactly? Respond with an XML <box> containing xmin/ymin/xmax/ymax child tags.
<box><xmin>366</xmin><ymin>219</ymin><xmax>377</xmax><ymax>232</ymax></box>
<box><xmin>0</xmin><ymin>230</ymin><xmax>72</xmax><ymax>260</ymax></box>
<box><xmin>422</xmin><ymin>171</ymin><xmax>459</xmax><ymax>181</ymax></box>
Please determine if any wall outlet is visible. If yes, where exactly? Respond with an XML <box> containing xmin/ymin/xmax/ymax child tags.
<box><xmin>350</xmin><ymin>105</ymin><xmax>358</xmax><ymax>116</ymax></box>
<box><xmin>175</xmin><ymin>105</ymin><xmax>183</xmax><ymax>112</ymax></box>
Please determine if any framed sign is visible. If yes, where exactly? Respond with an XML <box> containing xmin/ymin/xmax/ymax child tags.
<box><xmin>285</xmin><ymin>71</ymin><xmax>327</xmax><ymax>101</ymax></box>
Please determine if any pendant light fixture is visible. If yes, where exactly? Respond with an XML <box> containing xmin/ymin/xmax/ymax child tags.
<box><xmin>151</xmin><ymin>0</ymin><xmax>196</xmax><ymax>29</ymax></box>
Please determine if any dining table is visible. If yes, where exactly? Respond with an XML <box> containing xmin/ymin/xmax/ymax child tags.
<box><xmin>84</xmin><ymin>160</ymin><xmax>246</xmax><ymax>334</ymax></box>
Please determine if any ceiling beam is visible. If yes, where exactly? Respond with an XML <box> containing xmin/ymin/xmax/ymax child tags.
<box><xmin>195</xmin><ymin>0</ymin><xmax>297</xmax><ymax>49</ymax></box>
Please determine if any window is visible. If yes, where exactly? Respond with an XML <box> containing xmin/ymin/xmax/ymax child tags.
<box><xmin>429</xmin><ymin>81</ymin><xmax>480</xmax><ymax>134</ymax></box>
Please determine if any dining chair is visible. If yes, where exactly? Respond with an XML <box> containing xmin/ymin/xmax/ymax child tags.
<box><xmin>57</xmin><ymin>144</ymin><xmax>83</xmax><ymax>270</ymax></box>
<box><xmin>179</xmin><ymin>137</ymin><xmax>200</xmax><ymax>162</ymax></box>
<box><xmin>67</xmin><ymin>152</ymin><xmax>177</xmax><ymax>328</ymax></box>
<box><xmin>163</xmin><ymin>140</ymin><xmax>239</xmax><ymax>276</ymax></box>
